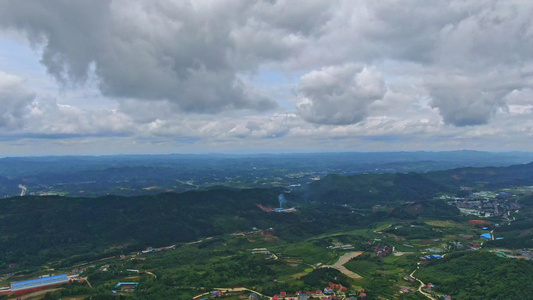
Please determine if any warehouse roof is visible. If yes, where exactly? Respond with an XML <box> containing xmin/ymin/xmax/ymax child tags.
<box><xmin>115</xmin><ymin>282</ymin><xmax>139</xmax><ymax>288</ymax></box>
<box><xmin>480</xmin><ymin>233</ymin><xmax>492</xmax><ymax>239</ymax></box>
<box><xmin>11</xmin><ymin>274</ymin><xmax>69</xmax><ymax>292</ymax></box>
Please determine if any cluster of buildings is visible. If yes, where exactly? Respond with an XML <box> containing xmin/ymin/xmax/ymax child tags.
<box><xmin>141</xmin><ymin>244</ymin><xmax>176</xmax><ymax>254</ymax></box>
<box><xmin>398</xmin><ymin>286</ymin><xmax>415</xmax><ymax>294</ymax></box>
<box><xmin>328</xmin><ymin>242</ymin><xmax>354</xmax><ymax>250</ymax></box>
<box><xmin>272</xmin><ymin>282</ymin><xmax>366</xmax><ymax>300</ymax></box>
<box><xmin>424</xmin><ymin>282</ymin><xmax>436</xmax><ymax>290</ymax></box>
<box><xmin>112</xmin><ymin>282</ymin><xmax>139</xmax><ymax>294</ymax></box>
<box><xmin>444</xmin><ymin>191</ymin><xmax>520</xmax><ymax>220</ymax></box>
<box><xmin>490</xmin><ymin>249</ymin><xmax>533</xmax><ymax>260</ymax></box>
<box><xmin>404</xmin><ymin>274</ymin><xmax>416</xmax><ymax>283</ymax></box>
<box><xmin>466</xmin><ymin>243</ymin><xmax>482</xmax><ymax>250</ymax></box>
<box><xmin>202</xmin><ymin>283</ymin><xmax>364</xmax><ymax>300</ymax></box>
<box><xmin>372</xmin><ymin>245</ymin><xmax>392</xmax><ymax>258</ymax></box>
<box><xmin>251</xmin><ymin>248</ymin><xmax>278</xmax><ymax>260</ymax></box>
<box><xmin>271</xmin><ymin>284</ymin><xmax>356</xmax><ymax>300</ymax></box>
<box><xmin>421</xmin><ymin>254</ymin><xmax>443</xmax><ymax>260</ymax></box>
<box><xmin>418</xmin><ymin>254</ymin><xmax>443</xmax><ymax>265</ymax></box>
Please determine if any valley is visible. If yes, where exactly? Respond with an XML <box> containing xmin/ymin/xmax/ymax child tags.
<box><xmin>1</xmin><ymin>156</ymin><xmax>533</xmax><ymax>299</ymax></box>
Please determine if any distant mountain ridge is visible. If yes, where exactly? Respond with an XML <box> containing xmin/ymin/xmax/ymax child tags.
<box><xmin>425</xmin><ymin>161</ymin><xmax>533</xmax><ymax>188</ymax></box>
<box><xmin>1</xmin><ymin>151</ymin><xmax>532</xmax><ymax>198</ymax></box>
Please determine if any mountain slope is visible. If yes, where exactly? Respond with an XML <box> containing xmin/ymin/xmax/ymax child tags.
<box><xmin>303</xmin><ymin>162</ymin><xmax>533</xmax><ymax>208</ymax></box>
<box><xmin>0</xmin><ymin>188</ymin><xmax>284</xmax><ymax>268</ymax></box>
<box><xmin>304</xmin><ymin>172</ymin><xmax>451</xmax><ymax>207</ymax></box>
<box><xmin>425</xmin><ymin>162</ymin><xmax>533</xmax><ymax>188</ymax></box>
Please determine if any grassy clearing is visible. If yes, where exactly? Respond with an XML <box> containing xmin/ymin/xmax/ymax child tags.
<box><xmin>344</xmin><ymin>260</ymin><xmax>380</xmax><ymax>277</ymax></box>
<box><xmin>281</xmin><ymin>242</ymin><xmax>336</xmax><ymax>265</ymax></box>
<box><xmin>425</xmin><ymin>220</ymin><xmax>463</xmax><ymax>228</ymax></box>
<box><xmin>374</xmin><ymin>223</ymin><xmax>393</xmax><ymax>232</ymax></box>
<box><xmin>344</xmin><ymin>253</ymin><xmax>417</xmax><ymax>281</ymax></box>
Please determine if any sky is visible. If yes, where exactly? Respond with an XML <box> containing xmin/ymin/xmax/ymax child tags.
<box><xmin>0</xmin><ymin>0</ymin><xmax>532</xmax><ymax>156</ymax></box>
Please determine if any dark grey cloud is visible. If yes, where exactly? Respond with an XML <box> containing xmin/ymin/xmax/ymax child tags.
<box><xmin>0</xmin><ymin>0</ymin><xmax>278</xmax><ymax>113</ymax></box>
<box><xmin>1</xmin><ymin>0</ymin><xmax>533</xmax><ymax>134</ymax></box>
<box><xmin>429</xmin><ymin>87</ymin><xmax>506</xmax><ymax>126</ymax></box>
<box><xmin>291</xmin><ymin>1</ymin><xmax>533</xmax><ymax>126</ymax></box>
<box><xmin>296</xmin><ymin>65</ymin><xmax>386</xmax><ymax>125</ymax></box>
<box><xmin>427</xmin><ymin>70</ymin><xmax>527</xmax><ymax>126</ymax></box>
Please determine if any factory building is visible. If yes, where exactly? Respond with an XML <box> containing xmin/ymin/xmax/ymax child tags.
<box><xmin>10</xmin><ymin>274</ymin><xmax>70</xmax><ymax>295</ymax></box>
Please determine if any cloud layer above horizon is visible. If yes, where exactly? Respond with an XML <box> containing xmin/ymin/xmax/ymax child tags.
<box><xmin>0</xmin><ymin>0</ymin><xmax>532</xmax><ymax>155</ymax></box>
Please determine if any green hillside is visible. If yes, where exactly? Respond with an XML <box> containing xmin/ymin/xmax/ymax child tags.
<box><xmin>416</xmin><ymin>251</ymin><xmax>533</xmax><ymax>299</ymax></box>
<box><xmin>303</xmin><ymin>162</ymin><xmax>533</xmax><ymax>208</ymax></box>
<box><xmin>304</xmin><ymin>172</ymin><xmax>451</xmax><ymax>207</ymax></box>
<box><xmin>389</xmin><ymin>200</ymin><xmax>460</xmax><ymax>219</ymax></box>
<box><xmin>0</xmin><ymin>188</ymin><xmax>372</xmax><ymax>269</ymax></box>
<box><xmin>0</xmin><ymin>188</ymin><xmax>286</xmax><ymax>268</ymax></box>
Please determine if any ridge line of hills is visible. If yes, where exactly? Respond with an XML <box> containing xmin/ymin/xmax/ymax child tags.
<box><xmin>1</xmin><ymin>151</ymin><xmax>533</xmax><ymax>198</ymax></box>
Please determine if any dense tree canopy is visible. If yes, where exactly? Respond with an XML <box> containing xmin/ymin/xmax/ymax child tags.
<box><xmin>416</xmin><ymin>251</ymin><xmax>533</xmax><ymax>299</ymax></box>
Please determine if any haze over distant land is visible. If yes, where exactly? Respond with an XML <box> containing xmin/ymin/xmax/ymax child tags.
<box><xmin>1</xmin><ymin>151</ymin><xmax>533</xmax><ymax>198</ymax></box>
<box><xmin>1</xmin><ymin>1</ymin><xmax>533</xmax><ymax>155</ymax></box>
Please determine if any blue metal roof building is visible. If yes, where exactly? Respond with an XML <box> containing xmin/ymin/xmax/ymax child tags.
<box><xmin>115</xmin><ymin>282</ymin><xmax>139</xmax><ymax>289</ymax></box>
<box><xmin>480</xmin><ymin>233</ymin><xmax>492</xmax><ymax>240</ymax></box>
<box><xmin>11</xmin><ymin>274</ymin><xmax>69</xmax><ymax>292</ymax></box>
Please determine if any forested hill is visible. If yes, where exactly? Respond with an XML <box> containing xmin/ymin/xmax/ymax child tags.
<box><xmin>416</xmin><ymin>251</ymin><xmax>533</xmax><ymax>299</ymax></box>
<box><xmin>0</xmin><ymin>187</ymin><xmax>371</xmax><ymax>269</ymax></box>
<box><xmin>304</xmin><ymin>162</ymin><xmax>533</xmax><ymax>207</ymax></box>
<box><xmin>304</xmin><ymin>172</ymin><xmax>450</xmax><ymax>207</ymax></box>
<box><xmin>0</xmin><ymin>188</ymin><xmax>284</xmax><ymax>268</ymax></box>
<box><xmin>389</xmin><ymin>200</ymin><xmax>460</xmax><ymax>219</ymax></box>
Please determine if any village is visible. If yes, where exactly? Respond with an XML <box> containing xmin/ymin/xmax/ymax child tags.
<box><xmin>442</xmin><ymin>189</ymin><xmax>521</xmax><ymax>220</ymax></box>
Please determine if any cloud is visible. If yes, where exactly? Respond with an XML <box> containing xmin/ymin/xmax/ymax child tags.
<box><xmin>0</xmin><ymin>71</ymin><xmax>133</xmax><ymax>136</ymax></box>
<box><xmin>0</xmin><ymin>71</ymin><xmax>35</xmax><ymax>129</ymax></box>
<box><xmin>26</xmin><ymin>98</ymin><xmax>133</xmax><ymax>135</ymax></box>
<box><xmin>1</xmin><ymin>1</ymin><xmax>533</xmax><ymax>154</ymax></box>
<box><xmin>1</xmin><ymin>1</ymin><xmax>531</xmax><ymax>118</ymax></box>
<box><xmin>426</xmin><ymin>69</ymin><xmax>527</xmax><ymax>126</ymax></box>
<box><xmin>434</xmin><ymin>1</ymin><xmax>533</xmax><ymax>70</ymax></box>
<box><xmin>0</xmin><ymin>0</ymin><xmax>278</xmax><ymax>113</ymax></box>
<box><xmin>295</xmin><ymin>65</ymin><xmax>386</xmax><ymax>125</ymax></box>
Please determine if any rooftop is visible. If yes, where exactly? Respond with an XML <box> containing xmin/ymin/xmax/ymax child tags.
<box><xmin>10</xmin><ymin>274</ymin><xmax>69</xmax><ymax>292</ymax></box>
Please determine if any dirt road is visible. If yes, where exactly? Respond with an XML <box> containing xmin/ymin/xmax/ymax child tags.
<box><xmin>410</xmin><ymin>268</ymin><xmax>437</xmax><ymax>300</ymax></box>
<box><xmin>18</xmin><ymin>288</ymin><xmax>62</xmax><ymax>299</ymax></box>
<box><xmin>327</xmin><ymin>251</ymin><xmax>363</xmax><ymax>279</ymax></box>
